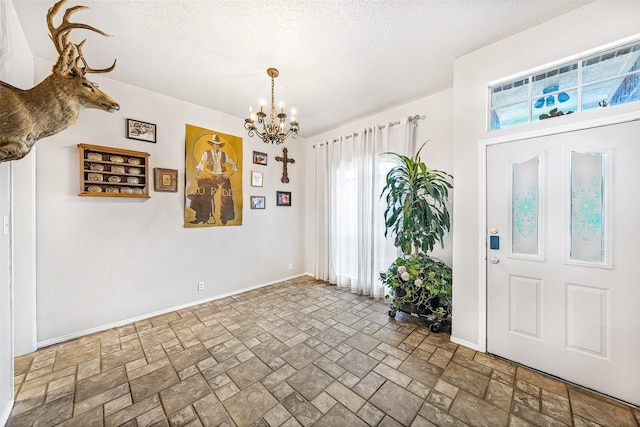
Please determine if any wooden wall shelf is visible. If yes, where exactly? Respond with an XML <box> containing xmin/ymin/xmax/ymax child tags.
<box><xmin>78</xmin><ymin>144</ymin><xmax>150</xmax><ymax>198</ymax></box>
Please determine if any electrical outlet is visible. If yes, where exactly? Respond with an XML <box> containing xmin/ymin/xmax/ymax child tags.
<box><xmin>288</xmin><ymin>263</ymin><xmax>293</xmax><ymax>270</ymax></box>
<box><xmin>198</xmin><ymin>281</ymin><xmax>205</xmax><ymax>291</ymax></box>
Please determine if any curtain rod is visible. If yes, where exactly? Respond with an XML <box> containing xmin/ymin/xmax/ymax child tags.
<box><xmin>313</xmin><ymin>114</ymin><xmax>424</xmax><ymax>148</ymax></box>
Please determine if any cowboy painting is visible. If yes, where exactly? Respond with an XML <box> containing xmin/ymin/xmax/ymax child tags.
<box><xmin>185</xmin><ymin>125</ymin><xmax>243</xmax><ymax>227</ymax></box>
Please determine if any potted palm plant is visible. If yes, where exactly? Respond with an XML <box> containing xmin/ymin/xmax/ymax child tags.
<box><xmin>379</xmin><ymin>143</ymin><xmax>453</xmax><ymax>332</ymax></box>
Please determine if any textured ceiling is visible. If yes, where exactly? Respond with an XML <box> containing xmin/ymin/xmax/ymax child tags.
<box><xmin>11</xmin><ymin>0</ymin><xmax>591</xmax><ymax>137</ymax></box>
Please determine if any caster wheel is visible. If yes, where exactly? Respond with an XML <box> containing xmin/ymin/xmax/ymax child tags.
<box><xmin>388</xmin><ymin>310</ymin><xmax>397</xmax><ymax>318</ymax></box>
<box><xmin>430</xmin><ymin>322</ymin><xmax>441</xmax><ymax>333</ymax></box>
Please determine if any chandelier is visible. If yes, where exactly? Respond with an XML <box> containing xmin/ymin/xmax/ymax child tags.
<box><xmin>245</xmin><ymin>68</ymin><xmax>299</xmax><ymax>145</ymax></box>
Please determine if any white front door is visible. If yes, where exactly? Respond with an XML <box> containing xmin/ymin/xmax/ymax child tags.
<box><xmin>486</xmin><ymin>120</ymin><xmax>640</xmax><ymax>406</ymax></box>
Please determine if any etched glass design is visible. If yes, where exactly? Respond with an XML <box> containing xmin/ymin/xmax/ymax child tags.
<box><xmin>512</xmin><ymin>156</ymin><xmax>539</xmax><ymax>256</ymax></box>
<box><xmin>570</xmin><ymin>152</ymin><xmax>604</xmax><ymax>263</ymax></box>
<box><xmin>490</xmin><ymin>40</ymin><xmax>640</xmax><ymax>130</ymax></box>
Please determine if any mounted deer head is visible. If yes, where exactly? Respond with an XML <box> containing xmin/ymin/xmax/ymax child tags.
<box><xmin>0</xmin><ymin>0</ymin><xmax>119</xmax><ymax>162</ymax></box>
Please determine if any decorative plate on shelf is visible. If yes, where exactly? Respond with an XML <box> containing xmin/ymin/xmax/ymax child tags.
<box><xmin>105</xmin><ymin>187</ymin><xmax>119</xmax><ymax>193</ymax></box>
<box><xmin>111</xmin><ymin>165</ymin><xmax>125</xmax><ymax>174</ymax></box>
<box><xmin>110</xmin><ymin>155</ymin><xmax>124</xmax><ymax>163</ymax></box>
<box><xmin>87</xmin><ymin>173</ymin><xmax>103</xmax><ymax>182</ymax></box>
<box><xmin>108</xmin><ymin>176</ymin><xmax>122</xmax><ymax>183</ymax></box>
<box><xmin>132</xmin><ymin>188</ymin><xmax>144</xmax><ymax>194</ymax></box>
<box><xmin>121</xmin><ymin>187</ymin><xmax>133</xmax><ymax>194</ymax></box>
<box><xmin>87</xmin><ymin>185</ymin><xmax>102</xmax><ymax>193</ymax></box>
<box><xmin>127</xmin><ymin>158</ymin><xmax>141</xmax><ymax>165</ymax></box>
<box><xmin>87</xmin><ymin>153</ymin><xmax>102</xmax><ymax>161</ymax></box>
<box><xmin>128</xmin><ymin>167</ymin><xmax>141</xmax><ymax>175</ymax></box>
<box><xmin>127</xmin><ymin>176</ymin><xmax>140</xmax><ymax>184</ymax></box>
<box><xmin>89</xmin><ymin>163</ymin><xmax>104</xmax><ymax>171</ymax></box>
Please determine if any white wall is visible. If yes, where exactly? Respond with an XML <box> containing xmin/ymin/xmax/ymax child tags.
<box><xmin>3</xmin><ymin>0</ymin><xmax>37</xmax><ymax>357</ymax></box>
<box><xmin>451</xmin><ymin>1</ymin><xmax>640</xmax><ymax>348</ymax></box>
<box><xmin>33</xmin><ymin>58</ymin><xmax>307</xmax><ymax>345</ymax></box>
<box><xmin>304</xmin><ymin>89</ymin><xmax>454</xmax><ymax>276</ymax></box>
<box><xmin>1</xmin><ymin>0</ymin><xmax>35</xmax><ymax>422</ymax></box>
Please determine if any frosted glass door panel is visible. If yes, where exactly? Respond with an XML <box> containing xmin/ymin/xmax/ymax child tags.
<box><xmin>511</xmin><ymin>155</ymin><xmax>541</xmax><ymax>257</ymax></box>
<box><xmin>570</xmin><ymin>151</ymin><xmax>605</xmax><ymax>264</ymax></box>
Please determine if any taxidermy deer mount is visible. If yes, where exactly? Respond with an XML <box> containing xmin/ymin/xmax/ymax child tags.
<box><xmin>0</xmin><ymin>0</ymin><xmax>119</xmax><ymax>163</ymax></box>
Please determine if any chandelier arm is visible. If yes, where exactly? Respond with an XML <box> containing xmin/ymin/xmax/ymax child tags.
<box><xmin>246</xmin><ymin>126</ymin><xmax>259</xmax><ymax>139</ymax></box>
<box><xmin>244</xmin><ymin>122</ymin><xmax>258</xmax><ymax>138</ymax></box>
<box><xmin>244</xmin><ymin>120</ymin><xmax>270</xmax><ymax>140</ymax></box>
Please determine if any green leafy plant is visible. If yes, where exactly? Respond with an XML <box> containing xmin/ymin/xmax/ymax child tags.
<box><xmin>379</xmin><ymin>143</ymin><xmax>453</xmax><ymax>318</ymax></box>
<box><xmin>380</xmin><ymin>255</ymin><xmax>452</xmax><ymax>317</ymax></box>
<box><xmin>381</xmin><ymin>144</ymin><xmax>452</xmax><ymax>256</ymax></box>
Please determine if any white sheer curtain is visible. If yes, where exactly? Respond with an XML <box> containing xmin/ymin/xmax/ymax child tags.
<box><xmin>315</xmin><ymin>118</ymin><xmax>418</xmax><ymax>297</ymax></box>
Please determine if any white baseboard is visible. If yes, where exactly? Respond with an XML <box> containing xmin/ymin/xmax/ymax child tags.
<box><xmin>450</xmin><ymin>335</ymin><xmax>480</xmax><ymax>352</ymax></box>
<box><xmin>37</xmin><ymin>274</ymin><xmax>307</xmax><ymax>349</ymax></box>
<box><xmin>1</xmin><ymin>398</ymin><xmax>14</xmax><ymax>427</ymax></box>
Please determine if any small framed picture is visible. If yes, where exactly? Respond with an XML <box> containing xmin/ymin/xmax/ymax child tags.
<box><xmin>250</xmin><ymin>196</ymin><xmax>266</xmax><ymax>209</ymax></box>
<box><xmin>126</xmin><ymin>118</ymin><xmax>156</xmax><ymax>143</ymax></box>
<box><xmin>253</xmin><ymin>151</ymin><xmax>268</xmax><ymax>165</ymax></box>
<box><xmin>154</xmin><ymin>168</ymin><xmax>178</xmax><ymax>192</ymax></box>
<box><xmin>276</xmin><ymin>191</ymin><xmax>291</xmax><ymax>206</ymax></box>
<box><xmin>251</xmin><ymin>171</ymin><xmax>263</xmax><ymax>187</ymax></box>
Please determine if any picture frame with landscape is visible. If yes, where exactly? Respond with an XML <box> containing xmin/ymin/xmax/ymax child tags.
<box><xmin>126</xmin><ymin>118</ymin><xmax>156</xmax><ymax>143</ymax></box>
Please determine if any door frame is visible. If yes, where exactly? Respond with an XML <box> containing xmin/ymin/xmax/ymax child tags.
<box><xmin>477</xmin><ymin>110</ymin><xmax>640</xmax><ymax>353</ymax></box>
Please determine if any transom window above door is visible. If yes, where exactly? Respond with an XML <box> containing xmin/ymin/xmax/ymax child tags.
<box><xmin>489</xmin><ymin>40</ymin><xmax>640</xmax><ymax>130</ymax></box>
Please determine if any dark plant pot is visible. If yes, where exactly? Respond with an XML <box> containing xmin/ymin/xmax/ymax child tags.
<box><xmin>389</xmin><ymin>288</ymin><xmax>451</xmax><ymax>333</ymax></box>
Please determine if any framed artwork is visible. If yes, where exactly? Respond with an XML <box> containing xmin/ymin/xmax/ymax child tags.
<box><xmin>154</xmin><ymin>168</ymin><xmax>178</xmax><ymax>192</ymax></box>
<box><xmin>250</xmin><ymin>196</ymin><xmax>265</xmax><ymax>209</ymax></box>
<box><xmin>251</xmin><ymin>171</ymin><xmax>263</xmax><ymax>187</ymax></box>
<box><xmin>184</xmin><ymin>125</ymin><xmax>243</xmax><ymax>227</ymax></box>
<box><xmin>253</xmin><ymin>151</ymin><xmax>268</xmax><ymax>165</ymax></box>
<box><xmin>276</xmin><ymin>191</ymin><xmax>291</xmax><ymax>206</ymax></box>
<box><xmin>126</xmin><ymin>118</ymin><xmax>156</xmax><ymax>143</ymax></box>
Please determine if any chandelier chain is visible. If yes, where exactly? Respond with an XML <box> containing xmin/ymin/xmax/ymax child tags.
<box><xmin>270</xmin><ymin>75</ymin><xmax>276</xmax><ymax>124</ymax></box>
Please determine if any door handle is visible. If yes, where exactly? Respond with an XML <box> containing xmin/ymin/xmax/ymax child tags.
<box><xmin>490</xmin><ymin>257</ymin><xmax>500</xmax><ymax>264</ymax></box>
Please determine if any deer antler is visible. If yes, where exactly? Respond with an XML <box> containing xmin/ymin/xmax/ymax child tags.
<box><xmin>0</xmin><ymin>0</ymin><xmax>120</xmax><ymax>162</ymax></box>
<box><xmin>76</xmin><ymin>40</ymin><xmax>116</xmax><ymax>74</ymax></box>
<box><xmin>47</xmin><ymin>0</ymin><xmax>117</xmax><ymax>75</ymax></box>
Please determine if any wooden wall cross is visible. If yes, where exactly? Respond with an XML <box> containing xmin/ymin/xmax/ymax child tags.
<box><xmin>275</xmin><ymin>147</ymin><xmax>295</xmax><ymax>183</ymax></box>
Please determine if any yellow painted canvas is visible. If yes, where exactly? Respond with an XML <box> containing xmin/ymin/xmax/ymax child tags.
<box><xmin>184</xmin><ymin>125</ymin><xmax>243</xmax><ymax>227</ymax></box>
